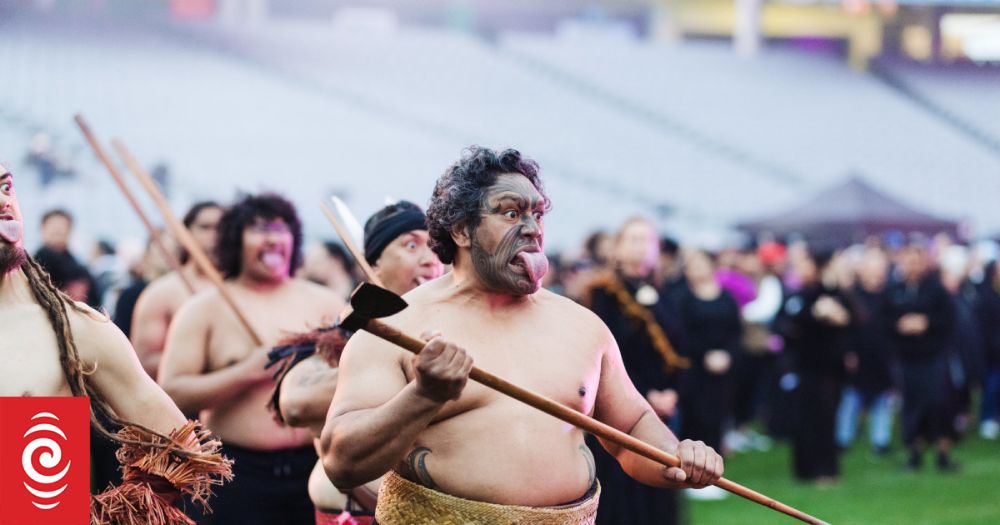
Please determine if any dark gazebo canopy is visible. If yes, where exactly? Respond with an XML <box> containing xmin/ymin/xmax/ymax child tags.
<box><xmin>737</xmin><ymin>177</ymin><xmax>960</xmax><ymax>248</ymax></box>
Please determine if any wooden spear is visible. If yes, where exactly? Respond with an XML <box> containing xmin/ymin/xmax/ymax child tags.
<box><xmin>73</xmin><ymin>114</ymin><xmax>195</xmax><ymax>294</ymax></box>
<box><xmin>111</xmin><ymin>139</ymin><xmax>264</xmax><ymax>347</ymax></box>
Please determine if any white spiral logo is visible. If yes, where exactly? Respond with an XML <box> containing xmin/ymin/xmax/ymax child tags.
<box><xmin>22</xmin><ymin>412</ymin><xmax>72</xmax><ymax>510</ymax></box>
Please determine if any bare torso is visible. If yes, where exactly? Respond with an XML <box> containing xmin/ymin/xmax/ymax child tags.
<box><xmin>383</xmin><ymin>280</ymin><xmax>606</xmax><ymax>506</ymax></box>
<box><xmin>0</xmin><ymin>300</ymin><xmax>73</xmax><ymax>397</ymax></box>
<box><xmin>1</xmin><ymin>272</ymin><xmax>187</xmax><ymax>437</ymax></box>
<box><xmin>200</xmin><ymin>279</ymin><xmax>341</xmax><ymax>449</ymax></box>
<box><xmin>131</xmin><ymin>267</ymin><xmax>213</xmax><ymax>378</ymax></box>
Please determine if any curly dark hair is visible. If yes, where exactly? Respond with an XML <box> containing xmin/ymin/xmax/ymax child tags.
<box><xmin>426</xmin><ymin>146</ymin><xmax>546</xmax><ymax>264</ymax></box>
<box><xmin>216</xmin><ymin>193</ymin><xmax>303</xmax><ymax>279</ymax></box>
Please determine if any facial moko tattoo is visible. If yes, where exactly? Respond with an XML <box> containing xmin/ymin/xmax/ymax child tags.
<box><xmin>469</xmin><ymin>174</ymin><xmax>549</xmax><ymax>296</ymax></box>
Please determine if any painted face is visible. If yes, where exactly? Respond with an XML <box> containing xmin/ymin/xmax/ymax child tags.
<box><xmin>469</xmin><ymin>174</ymin><xmax>549</xmax><ymax>296</ymax></box>
<box><xmin>374</xmin><ymin>230</ymin><xmax>444</xmax><ymax>296</ymax></box>
<box><xmin>190</xmin><ymin>206</ymin><xmax>223</xmax><ymax>257</ymax></box>
<box><xmin>0</xmin><ymin>169</ymin><xmax>27</xmax><ymax>275</ymax></box>
<box><xmin>240</xmin><ymin>217</ymin><xmax>294</xmax><ymax>283</ymax></box>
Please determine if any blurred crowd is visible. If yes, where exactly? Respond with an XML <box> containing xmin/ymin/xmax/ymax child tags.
<box><xmin>34</xmin><ymin>204</ymin><xmax>1000</xmax><ymax>518</ymax></box>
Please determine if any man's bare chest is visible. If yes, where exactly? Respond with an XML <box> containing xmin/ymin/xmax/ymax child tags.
<box><xmin>204</xmin><ymin>301</ymin><xmax>331</xmax><ymax>369</ymax></box>
<box><xmin>399</xmin><ymin>310</ymin><xmax>602</xmax><ymax>417</ymax></box>
<box><xmin>0</xmin><ymin>309</ymin><xmax>70</xmax><ymax>396</ymax></box>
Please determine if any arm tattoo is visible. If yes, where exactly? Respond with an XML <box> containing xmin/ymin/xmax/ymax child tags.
<box><xmin>405</xmin><ymin>446</ymin><xmax>439</xmax><ymax>490</ymax></box>
<box><xmin>580</xmin><ymin>444</ymin><xmax>596</xmax><ymax>486</ymax></box>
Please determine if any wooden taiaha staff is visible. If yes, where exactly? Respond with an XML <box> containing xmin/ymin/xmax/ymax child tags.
<box><xmin>111</xmin><ymin>139</ymin><xmax>265</xmax><ymax>347</ymax></box>
<box><xmin>73</xmin><ymin>114</ymin><xmax>195</xmax><ymax>294</ymax></box>
<box><xmin>320</xmin><ymin>199</ymin><xmax>382</xmax><ymax>288</ymax></box>
<box><xmin>324</xmin><ymin>202</ymin><xmax>828</xmax><ymax>525</ymax></box>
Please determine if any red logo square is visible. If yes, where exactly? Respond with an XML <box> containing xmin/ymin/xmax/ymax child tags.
<box><xmin>0</xmin><ymin>397</ymin><xmax>90</xmax><ymax>525</ymax></box>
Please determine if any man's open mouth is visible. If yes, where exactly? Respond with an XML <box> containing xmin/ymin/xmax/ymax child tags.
<box><xmin>0</xmin><ymin>217</ymin><xmax>22</xmax><ymax>244</ymax></box>
<box><xmin>508</xmin><ymin>246</ymin><xmax>547</xmax><ymax>283</ymax></box>
<box><xmin>259</xmin><ymin>249</ymin><xmax>286</xmax><ymax>270</ymax></box>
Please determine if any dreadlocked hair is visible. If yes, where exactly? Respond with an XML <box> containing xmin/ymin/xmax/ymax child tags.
<box><xmin>20</xmin><ymin>255</ymin><xmax>196</xmax><ymax>454</ymax></box>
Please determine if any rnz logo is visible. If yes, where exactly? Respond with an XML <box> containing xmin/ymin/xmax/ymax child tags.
<box><xmin>22</xmin><ymin>412</ymin><xmax>73</xmax><ymax>510</ymax></box>
<box><xmin>0</xmin><ymin>397</ymin><xmax>89</xmax><ymax>525</ymax></box>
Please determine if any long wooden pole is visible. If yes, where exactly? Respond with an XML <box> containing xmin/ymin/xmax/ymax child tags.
<box><xmin>322</xmin><ymin>199</ymin><xmax>827</xmax><ymax>525</ymax></box>
<box><xmin>111</xmin><ymin>139</ymin><xmax>264</xmax><ymax>347</ymax></box>
<box><xmin>73</xmin><ymin>115</ymin><xmax>195</xmax><ymax>294</ymax></box>
<box><xmin>319</xmin><ymin>200</ymin><xmax>382</xmax><ymax>288</ymax></box>
<box><xmin>359</xmin><ymin>316</ymin><xmax>827</xmax><ymax>525</ymax></box>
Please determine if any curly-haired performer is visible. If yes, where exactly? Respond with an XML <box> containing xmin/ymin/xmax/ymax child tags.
<box><xmin>268</xmin><ymin>201</ymin><xmax>444</xmax><ymax>525</ymax></box>
<box><xmin>158</xmin><ymin>193</ymin><xmax>344</xmax><ymax>524</ymax></box>
<box><xmin>321</xmin><ymin>147</ymin><xmax>724</xmax><ymax>524</ymax></box>
<box><xmin>0</xmin><ymin>165</ymin><xmax>231</xmax><ymax>524</ymax></box>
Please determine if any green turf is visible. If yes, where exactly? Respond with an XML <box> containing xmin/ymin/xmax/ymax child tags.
<box><xmin>688</xmin><ymin>435</ymin><xmax>1000</xmax><ymax>525</ymax></box>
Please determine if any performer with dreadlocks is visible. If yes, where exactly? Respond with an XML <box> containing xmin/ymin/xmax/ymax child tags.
<box><xmin>268</xmin><ymin>200</ymin><xmax>444</xmax><ymax>525</ymax></box>
<box><xmin>0</xmin><ymin>165</ymin><xmax>231</xmax><ymax>524</ymax></box>
<box><xmin>322</xmin><ymin>147</ymin><xmax>723</xmax><ymax>525</ymax></box>
<box><xmin>159</xmin><ymin>193</ymin><xmax>343</xmax><ymax>524</ymax></box>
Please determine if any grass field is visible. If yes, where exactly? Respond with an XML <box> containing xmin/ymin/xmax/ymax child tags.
<box><xmin>688</xmin><ymin>434</ymin><xmax>1000</xmax><ymax>525</ymax></box>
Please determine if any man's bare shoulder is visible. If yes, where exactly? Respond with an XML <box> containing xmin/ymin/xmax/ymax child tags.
<box><xmin>399</xmin><ymin>276</ymin><xmax>447</xmax><ymax>305</ymax></box>
<box><xmin>340</xmin><ymin>328</ymin><xmax>406</xmax><ymax>367</ymax></box>
<box><xmin>142</xmin><ymin>271</ymin><xmax>187</xmax><ymax>297</ymax></box>
<box><xmin>536</xmin><ymin>288</ymin><xmax>608</xmax><ymax>330</ymax></box>
<box><xmin>170</xmin><ymin>285</ymin><xmax>223</xmax><ymax>322</ymax></box>
<box><xmin>66</xmin><ymin>302</ymin><xmax>132</xmax><ymax>362</ymax></box>
<box><xmin>134</xmin><ymin>272</ymin><xmax>189</xmax><ymax>314</ymax></box>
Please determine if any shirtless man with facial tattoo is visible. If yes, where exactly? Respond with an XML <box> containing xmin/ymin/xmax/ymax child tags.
<box><xmin>321</xmin><ymin>147</ymin><xmax>724</xmax><ymax>524</ymax></box>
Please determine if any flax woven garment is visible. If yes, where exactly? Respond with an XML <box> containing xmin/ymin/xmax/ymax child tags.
<box><xmin>374</xmin><ymin>471</ymin><xmax>600</xmax><ymax>525</ymax></box>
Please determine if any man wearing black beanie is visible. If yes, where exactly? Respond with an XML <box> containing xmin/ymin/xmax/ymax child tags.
<box><xmin>271</xmin><ymin>200</ymin><xmax>443</xmax><ymax>524</ymax></box>
<box><xmin>363</xmin><ymin>201</ymin><xmax>445</xmax><ymax>294</ymax></box>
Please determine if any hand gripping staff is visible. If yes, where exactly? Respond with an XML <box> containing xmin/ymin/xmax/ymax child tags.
<box><xmin>337</xmin><ymin>282</ymin><xmax>829</xmax><ymax>525</ymax></box>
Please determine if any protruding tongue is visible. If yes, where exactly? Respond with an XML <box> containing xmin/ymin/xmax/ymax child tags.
<box><xmin>0</xmin><ymin>220</ymin><xmax>22</xmax><ymax>244</ymax></box>
<box><xmin>515</xmin><ymin>251</ymin><xmax>548</xmax><ymax>284</ymax></box>
<box><xmin>261</xmin><ymin>252</ymin><xmax>285</xmax><ymax>269</ymax></box>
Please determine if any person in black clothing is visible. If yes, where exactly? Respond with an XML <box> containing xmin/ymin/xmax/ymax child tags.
<box><xmin>837</xmin><ymin>247</ymin><xmax>895</xmax><ymax>455</ymax></box>
<box><xmin>940</xmin><ymin>247</ymin><xmax>985</xmax><ymax>441</ymax></box>
<box><xmin>884</xmin><ymin>243</ymin><xmax>958</xmax><ymax>471</ymax></box>
<box><xmin>775</xmin><ymin>249</ymin><xmax>851</xmax><ymax>483</ymax></box>
<box><xmin>112</xmin><ymin>233</ymin><xmax>174</xmax><ymax>340</ymax></box>
<box><xmin>583</xmin><ymin>217</ymin><xmax>687</xmax><ymax>525</ymax></box>
<box><xmin>655</xmin><ymin>236</ymin><xmax>684</xmax><ymax>297</ymax></box>
<box><xmin>674</xmin><ymin>249</ymin><xmax>742</xmax><ymax>456</ymax></box>
<box><xmin>33</xmin><ymin>208</ymin><xmax>101</xmax><ymax>307</ymax></box>
<box><xmin>976</xmin><ymin>261</ymin><xmax>1000</xmax><ymax>439</ymax></box>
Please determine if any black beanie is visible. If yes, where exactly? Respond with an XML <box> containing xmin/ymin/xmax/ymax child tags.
<box><xmin>363</xmin><ymin>201</ymin><xmax>427</xmax><ymax>265</ymax></box>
